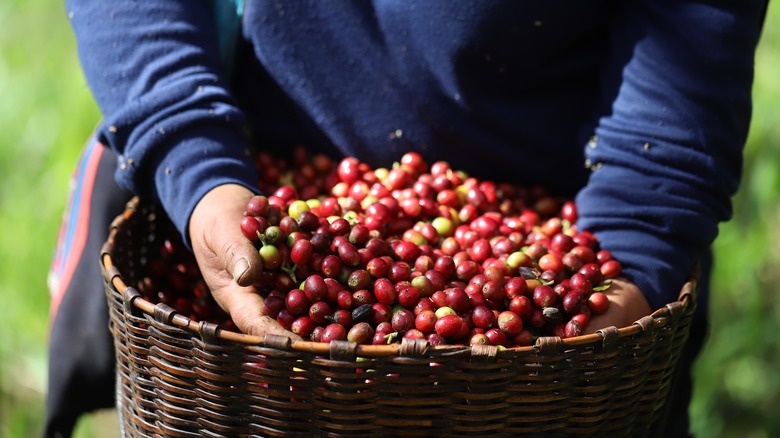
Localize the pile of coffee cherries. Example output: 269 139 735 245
234 147 621 347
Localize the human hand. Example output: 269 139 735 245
188 183 301 340
584 277 652 334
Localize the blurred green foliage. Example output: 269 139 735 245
689 5 780 437
0 1 778 437
0 0 101 436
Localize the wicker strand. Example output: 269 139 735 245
470 343 499 361
398 338 429 357
197 320 220 345
534 336 564 354
122 287 142 317
596 326 620 353
328 340 358 362
633 315 656 335
262 334 292 350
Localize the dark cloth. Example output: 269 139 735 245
46 140 129 437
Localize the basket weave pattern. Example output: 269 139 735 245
101 198 695 437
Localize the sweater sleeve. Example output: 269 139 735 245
66 0 259 244
575 1 767 310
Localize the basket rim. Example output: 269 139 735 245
101 196 697 358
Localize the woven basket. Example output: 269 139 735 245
101 197 696 437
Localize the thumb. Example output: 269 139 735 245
226 237 264 288
191 184 265 287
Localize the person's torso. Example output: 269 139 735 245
234 0 613 194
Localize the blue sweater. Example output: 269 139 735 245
66 0 767 313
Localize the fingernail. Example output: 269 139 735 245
233 257 250 284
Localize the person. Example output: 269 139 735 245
47 1 768 436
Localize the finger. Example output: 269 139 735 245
215 285 302 340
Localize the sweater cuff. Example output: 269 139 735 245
150 126 260 248
575 172 702 311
